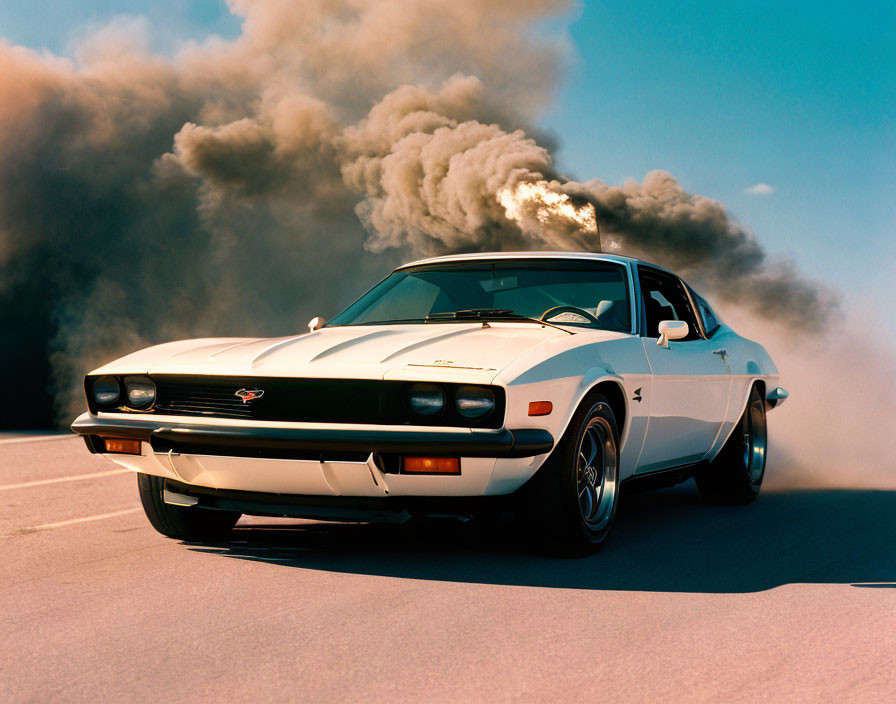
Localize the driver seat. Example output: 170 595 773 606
595 300 628 332
644 297 675 336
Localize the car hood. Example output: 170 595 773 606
90 323 584 383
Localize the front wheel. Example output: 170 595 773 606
524 393 620 555
137 473 240 541
695 384 767 504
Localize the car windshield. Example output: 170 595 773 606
327 259 632 332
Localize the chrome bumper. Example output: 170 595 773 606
71 413 554 459
765 386 789 409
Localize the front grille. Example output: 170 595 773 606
88 374 506 428
152 376 395 424
154 379 255 419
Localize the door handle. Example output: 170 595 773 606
712 348 731 372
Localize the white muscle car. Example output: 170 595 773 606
72 252 788 553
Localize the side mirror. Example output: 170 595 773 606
308 316 326 332
657 320 688 348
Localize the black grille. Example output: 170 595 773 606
86 374 505 428
151 376 395 424
154 379 256 419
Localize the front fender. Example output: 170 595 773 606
496 335 650 481
573 369 629 439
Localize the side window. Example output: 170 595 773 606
637 267 702 341
689 288 721 337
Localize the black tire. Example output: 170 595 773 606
137 473 240 541
695 385 767 505
523 393 620 556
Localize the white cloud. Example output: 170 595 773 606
744 183 775 196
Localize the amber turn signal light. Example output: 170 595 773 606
402 457 460 474
528 401 553 416
103 438 141 455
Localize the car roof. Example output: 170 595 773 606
396 251 664 272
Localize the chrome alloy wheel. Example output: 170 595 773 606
742 391 768 484
575 413 618 532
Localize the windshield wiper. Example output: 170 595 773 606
425 309 575 334
426 309 514 320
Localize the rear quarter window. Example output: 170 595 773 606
691 290 721 336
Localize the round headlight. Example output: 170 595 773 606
92 376 120 406
456 386 495 418
124 375 156 408
408 383 445 416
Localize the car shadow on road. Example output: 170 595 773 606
188 481 896 593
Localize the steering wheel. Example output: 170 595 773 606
539 305 600 325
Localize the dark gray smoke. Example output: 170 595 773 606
0 1 833 427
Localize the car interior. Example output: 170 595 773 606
638 269 702 340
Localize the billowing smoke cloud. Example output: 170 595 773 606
337 85 834 328
0 0 833 428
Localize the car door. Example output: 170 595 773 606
634 266 732 473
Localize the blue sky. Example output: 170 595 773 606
546 1 894 316
1 0 892 317
0 0 239 54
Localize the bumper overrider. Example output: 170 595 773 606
71 414 554 459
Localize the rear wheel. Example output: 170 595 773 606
524 393 620 555
137 473 240 541
695 385 767 504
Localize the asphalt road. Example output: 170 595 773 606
2 434 894 702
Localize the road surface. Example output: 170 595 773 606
2 433 894 702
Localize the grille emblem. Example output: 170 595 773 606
235 388 265 404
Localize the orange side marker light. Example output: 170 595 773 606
528 401 553 416
403 457 460 474
103 438 141 455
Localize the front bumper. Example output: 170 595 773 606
70 413 553 459
70 413 554 499
162 478 513 523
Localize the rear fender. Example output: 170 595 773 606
707 377 765 462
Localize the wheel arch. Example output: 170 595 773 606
752 378 766 399
708 377 766 462
585 379 627 444
518 374 628 512
557 375 628 447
